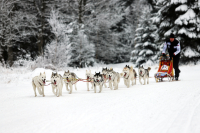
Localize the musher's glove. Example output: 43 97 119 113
162 53 166 57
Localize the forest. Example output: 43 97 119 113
0 0 200 68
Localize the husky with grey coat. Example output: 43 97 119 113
102 67 109 88
51 72 63 97
32 72 46 97
93 72 104 93
121 65 137 88
138 66 151 85
63 70 77 94
86 70 94 91
107 68 120 90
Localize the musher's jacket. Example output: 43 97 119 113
162 39 181 57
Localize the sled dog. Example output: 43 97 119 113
102 67 109 88
51 72 63 97
107 68 120 90
93 72 104 93
63 70 77 94
138 66 151 85
86 70 94 91
122 65 137 88
32 72 46 97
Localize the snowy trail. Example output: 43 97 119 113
0 63 200 133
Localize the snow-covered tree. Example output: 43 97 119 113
131 9 158 67
67 22 95 68
154 0 200 63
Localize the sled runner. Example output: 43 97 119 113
154 55 174 82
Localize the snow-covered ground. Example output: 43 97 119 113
0 62 200 133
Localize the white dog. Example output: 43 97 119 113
63 70 77 94
51 72 63 97
107 68 120 90
86 70 94 91
138 66 151 85
32 72 46 97
121 65 137 88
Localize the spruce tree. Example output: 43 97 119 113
154 0 200 63
131 9 158 66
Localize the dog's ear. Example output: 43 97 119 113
67 70 69 72
86 70 87 72
51 72 53 77
44 72 45 74
40 72 42 75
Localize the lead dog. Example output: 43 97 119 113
32 72 46 97
93 72 104 93
138 66 151 85
107 68 120 90
51 72 63 97
63 70 77 94
86 70 94 91
121 65 137 88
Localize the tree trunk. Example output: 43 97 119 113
37 0 45 56
78 0 83 24
7 46 13 67
38 33 44 56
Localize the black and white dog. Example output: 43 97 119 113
138 66 151 85
93 72 104 93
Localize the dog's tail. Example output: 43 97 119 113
120 73 123 78
32 79 36 88
133 69 137 78
148 67 151 72
130 66 133 71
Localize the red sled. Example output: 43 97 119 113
154 55 174 82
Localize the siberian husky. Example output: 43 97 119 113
93 72 104 93
102 67 109 88
107 68 120 90
138 66 151 85
86 70 94 91
122 65 137 88
32 72 46 97
51 72 63 97
63 70 77 94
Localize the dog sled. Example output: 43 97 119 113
154 55 174 82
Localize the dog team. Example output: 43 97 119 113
32 65 151 97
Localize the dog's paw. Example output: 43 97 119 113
43 95 45 97
35 95 37 97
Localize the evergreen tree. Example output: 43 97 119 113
154 0 200 63
67 22 95 68
131 9 158 66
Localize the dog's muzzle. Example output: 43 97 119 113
66 77 70 82
109 76 111 80
43 79 46 84
124 73 127 77
54 80 56 85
